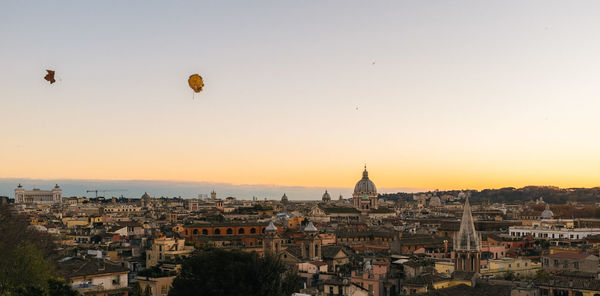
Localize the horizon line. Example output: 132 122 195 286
1 177 599 193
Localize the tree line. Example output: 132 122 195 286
380 186 600 204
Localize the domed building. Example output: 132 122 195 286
352 166 378 210
141 192 151 208
321 190 331 203
281 193 288 203
541 204 554 219
429 195 442 207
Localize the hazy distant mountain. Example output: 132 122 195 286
0 178 420 201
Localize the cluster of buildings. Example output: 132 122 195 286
8 167 600 296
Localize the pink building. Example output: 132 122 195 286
351 261 398 296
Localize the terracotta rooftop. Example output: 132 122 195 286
546 252 596 260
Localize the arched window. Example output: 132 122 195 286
262 228 265 233
193 229 199 235
238 228 245 234
250 228 256 234
202 229 208 235
215 229 221 235
227 228 233 234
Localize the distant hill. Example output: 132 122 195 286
380 186 600 204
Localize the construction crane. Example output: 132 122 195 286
86 189 127 198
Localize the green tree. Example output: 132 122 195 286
0 206 79 296
300 218 308 226
0 206 56 295
168 249 299 296
2 242 54 292
48 278 79 296
534 269 550 280
503 271 515 281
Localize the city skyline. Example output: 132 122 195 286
3 1 600 190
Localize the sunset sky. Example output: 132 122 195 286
2 1 600 192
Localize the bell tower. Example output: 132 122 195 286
301 221 321 260
453 196 482 273
263 221 281 255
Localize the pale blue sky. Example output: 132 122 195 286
2 1 600 191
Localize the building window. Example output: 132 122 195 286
202 229 208 235
250 228 256 234
227 228 233 234
238 228 245 234
215 229 221 235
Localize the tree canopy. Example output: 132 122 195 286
168 249 299 296
0 205 78 296
381 186 600 205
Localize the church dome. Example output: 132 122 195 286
304 221 318 232
353 167 377 197
429 195 441 207
281 193 288 202
541 205 553 219
322 190 331 202
266 221 278 232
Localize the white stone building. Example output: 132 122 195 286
508 226 600 240
14 184 62 205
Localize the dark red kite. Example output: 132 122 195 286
44 70 56 84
